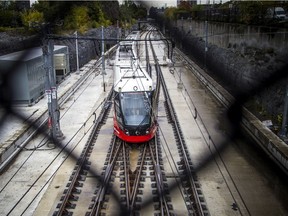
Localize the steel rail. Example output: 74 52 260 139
122 143 131 212
149 137 172 216
159 61 205 216
126 143 148 214
54 89 113 215
148 28 205 215
147 28 161 120
88 137 124 216
159 64 204 215
146 28 173 216
144 29 151 76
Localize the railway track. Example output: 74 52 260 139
155 30 254 216
87 135 174 215
0 56 106 173
49 28 210 216
0 58 114 215
0 23 288 216
148 29 209 216
159 60 206 215
2 26 252 216
54 89 113 215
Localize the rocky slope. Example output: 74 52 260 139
168 22 288 129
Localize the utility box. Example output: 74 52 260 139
0 45 69 105
54 53 69 82
53 45 70 83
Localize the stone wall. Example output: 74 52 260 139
0 26 119 73
179 20 288 52
163 19 288 122
53 27 118 72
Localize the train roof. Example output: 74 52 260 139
120 31 139 44
113 31 153 93
115 32 139 66
113 61 153 93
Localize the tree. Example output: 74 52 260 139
93 7 112 27
120 3 134 25
178 0 192 11
0 1 147 31
87 2 112 28
64 6 90 33
0 1 26 27
21 9 44 29
119 0 147 27
100 1 120 24
164 7 177 20
33 1 75 24
237 1 262 24
134 4 147 19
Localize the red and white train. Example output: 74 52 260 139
113 31 158 143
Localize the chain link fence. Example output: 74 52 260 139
1 18 288 215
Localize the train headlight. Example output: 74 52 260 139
125 129 129 135
146 130 149 134
135 131 140 135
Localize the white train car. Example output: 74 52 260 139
113 31 157 143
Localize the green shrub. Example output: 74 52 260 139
64 6 91 33
20 9 44 29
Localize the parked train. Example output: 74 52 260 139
113 31 158 143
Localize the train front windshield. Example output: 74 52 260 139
120 92 151 126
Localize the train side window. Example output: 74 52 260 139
115 102 123 126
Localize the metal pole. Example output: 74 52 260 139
101 26 106 92
43 29 63 142
75 31 79 74
181 16 184 32
205 21 208 52
177 67 183 89
204 21 208 71
279 85 288 138
181 17 184 49
43 38 53 139
49 40 63 140
117 20 119 44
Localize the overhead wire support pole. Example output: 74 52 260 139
117 20 119 44
42 24 63 142
101 26 106 92
279 84 288 139
75 31 80 74
204 20 208 72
